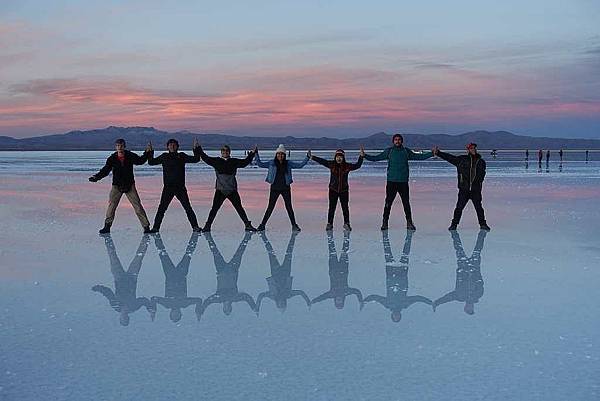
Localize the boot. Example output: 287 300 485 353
325 223 333 231
257 223 266 232
292 224 301 232
192 226 202 233
479 223 491 231
99 224 111 234
143 226 157 234
406 221 416 231
448 223 458 231
380 221 389 231
343 223 352 231
202 223 211 233
245 221 257 232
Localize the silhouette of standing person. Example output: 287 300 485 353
559 149 564 163
364 230 432 322
433 230 487 315
256 231 310 313
312 231 363 310
586 150 589 163
150 233 202 323
92 234 154 326
538 149 543 168
197 232 257 317
525 149 529 161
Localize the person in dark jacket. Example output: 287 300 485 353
256 231 310 313
92 234 155 326
146 138 201 233
433 230 487 315
312 231 363 310
436 143 491 231
196 232 257 318
363 230 432 322
255 144 310 232
363 133 435 231
312 148 364 231
195 143 257 232
150 233 202 323
89 138 152 234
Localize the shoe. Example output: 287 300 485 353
325 223 333 231
192 226 202 233
448 223 458 231
98 224 111 234
343 223 352 231
480 223 491 231
202 224 211 233
257 224 266 231
143 226 157 234
406 221 416 231
245 222 257 232
292 224 301 232
380 222 389 231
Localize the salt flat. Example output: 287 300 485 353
0 152 599 401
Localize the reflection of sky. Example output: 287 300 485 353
1 1 600 138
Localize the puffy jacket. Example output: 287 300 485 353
437 151 486 191
255 153 309 185
364 146 433 182
312 155 363 192
147 150 199 187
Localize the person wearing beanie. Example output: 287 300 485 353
311 148 364 231
194 141 257 232
145 138 202 233
255 144 310 232
435 143 490 231
88 138 153 234
363 133 436 231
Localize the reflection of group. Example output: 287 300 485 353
93 229 488 325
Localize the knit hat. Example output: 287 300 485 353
466 142 477 150
276 144 286 154
334 149 345 156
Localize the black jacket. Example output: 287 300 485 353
93 150 148 192
194 147 255 193
312 155 363 193
437 151 486 191
147 150 199 188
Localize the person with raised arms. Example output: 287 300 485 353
255 144 310 232
194 142 257 232
362 133 435 231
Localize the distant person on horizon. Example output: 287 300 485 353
559 149 564 163
586 150 589 163
146 138 201 233
88 138 152 234
311 148 364 231
435 143 491 231
194 142 257 232
525 149 529 161
362 133 435 230
546 150 551 165
255 144 310 232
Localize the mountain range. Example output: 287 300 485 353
1 126 599 151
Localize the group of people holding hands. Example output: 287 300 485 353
89 133 491 234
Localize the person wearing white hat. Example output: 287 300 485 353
255 144 311 231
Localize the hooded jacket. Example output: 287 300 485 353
312 155 363 193
92 150 148 192
437 151 486 191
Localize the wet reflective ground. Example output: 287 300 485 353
1 160 599 400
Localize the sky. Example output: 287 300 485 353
1 0 600 139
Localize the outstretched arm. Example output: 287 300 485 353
436 150 460 166
235 151 256 168
406 295 433 306
311 291 333 304
364 294 387 306
147 151 163 166
255 152 270 168
348 156 364 171
194 146 218 167
311 155 332 168
288 154 310 169
92 285 117 304
131 151 148 165
433 292 457 309
363 148 389 162
290 290 311 308
237 292 258 312
90 157 112 181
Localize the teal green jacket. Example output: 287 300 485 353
364 146 433 182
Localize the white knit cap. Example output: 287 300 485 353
275 144 286 154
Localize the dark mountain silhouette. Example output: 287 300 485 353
0 126 599 150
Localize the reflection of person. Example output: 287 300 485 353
146 138 201 233
312 231 362 310
256 231 309 313
255 144 310 232
150 233 202 323
364 230 431 322
433 230 487 315
92 234 154 326
198 232 257 317
363 133 435 231
311 149 364 231
88 138 152 234
436 143 490 231
194 142 257 232
256 231 310 312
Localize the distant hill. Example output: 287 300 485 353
1 126 599 150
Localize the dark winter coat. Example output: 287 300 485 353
92 150 148 192
437 151 486 191
312 155 363 193
147 150 199 188
194 147 255 194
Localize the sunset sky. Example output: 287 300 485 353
1 0 599 138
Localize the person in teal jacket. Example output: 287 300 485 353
255 144 310 232
363 133 435 230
